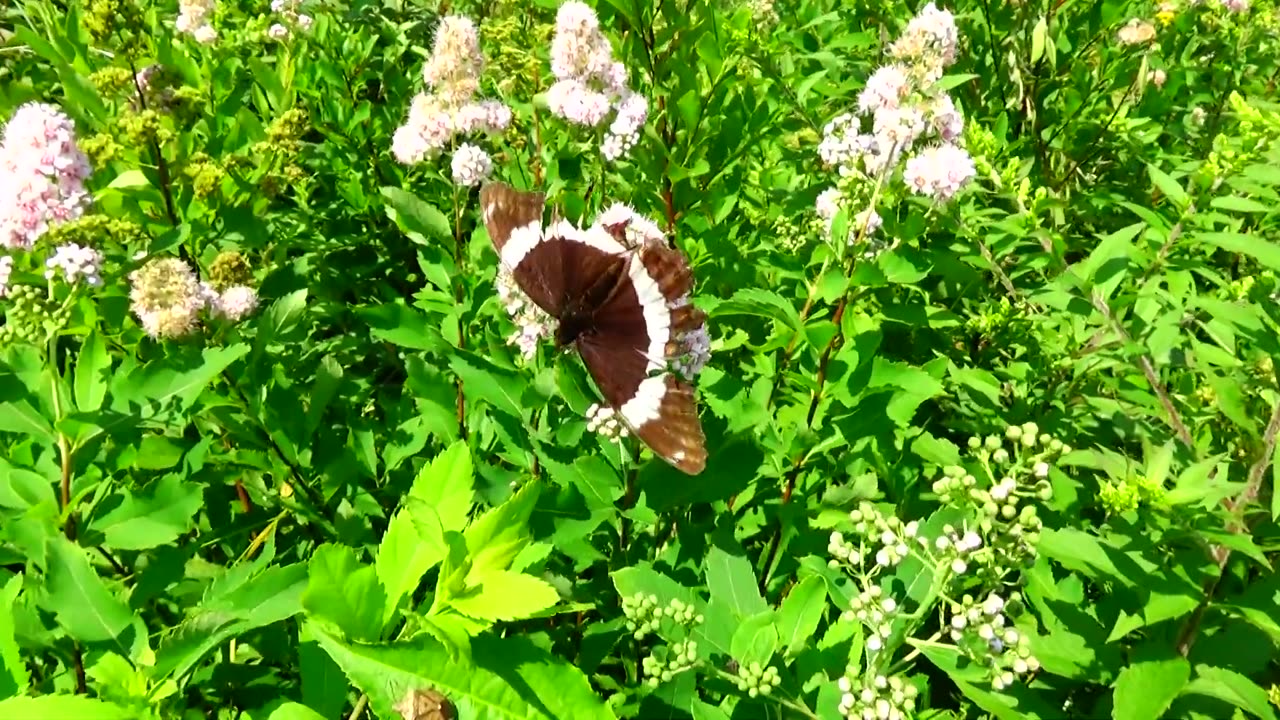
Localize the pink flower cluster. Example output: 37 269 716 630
129 257 259 339
176 0 217 44
817 2 975 217
0 102 93 250
547 1 648 162
391 15 511 184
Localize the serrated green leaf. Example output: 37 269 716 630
462 481 542 582
450 570 559 622
302 545 387 642
1182 665 1277 720
705 538 768 620
309 624 615 720
1112 655 1189 720
729 610 779 666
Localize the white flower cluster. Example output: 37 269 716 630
836 672 920 720
450 142 493 187
586 402 629 439
175 0 217 43
391 15 511 183
0 102 93 250
495 265 554 359
814 3 975 251
268 0 312 40
547 1 648 162
44 243 102 286
947 592 1040 690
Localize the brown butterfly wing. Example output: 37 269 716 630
576 244 707 475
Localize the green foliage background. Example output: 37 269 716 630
1 0 1280 717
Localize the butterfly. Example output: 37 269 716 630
479 181 708 475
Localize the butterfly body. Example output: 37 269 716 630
480 181 708 475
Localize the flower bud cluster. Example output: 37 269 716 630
547 1 648 162
1099 474 1167 514
640 638 698 688
0 102 93 250
620 594 702 641
732 661 781 698
840 585 900 652
391 15 511 181
836 671 919 720
830 503 920 570
0 284 72 344
621 594 704 688
947 592 1040 690
1202 93 1280 187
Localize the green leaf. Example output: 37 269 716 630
709 288 801 329
1210 195 1273 213
310 624 615 720
1147 164 1190 210
106 169 150 190
449 351 526 419
264 702 329 720
1112 655 1189 720
0 461 56 511
1073 222 1142 295
0 575 29 698
729 610 779 667
0 696 136 719
462 481 542 582
43 537 138 644
87 475 202 551
1182 665 1278 720
776 575 826 658
704 538 768 620
377 442 475 625
381 187 452 244
450 570 560 622
302 545 387 642
73 330 110 413
1199 232 1280 273
0 402 55 445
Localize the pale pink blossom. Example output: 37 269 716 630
547 79 613 127
858 65 912 115
0 103 92 250
422 16 483 105
903 144 976 201
214 285 259 321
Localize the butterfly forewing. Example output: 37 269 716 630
480 182 565 315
